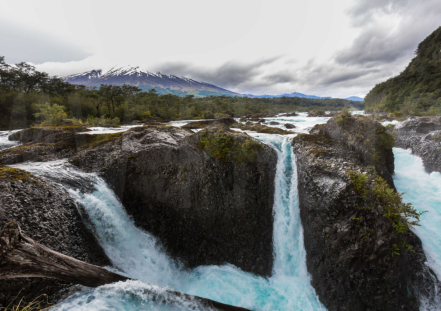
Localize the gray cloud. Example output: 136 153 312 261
0 19 91 64
338 0 441 68
264 72 297 84
155 56 281 89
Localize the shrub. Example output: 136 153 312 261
198 129 262 163
33 103 66 126
347 170 425 233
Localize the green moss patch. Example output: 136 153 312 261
197 129 263 163
0 165 36 183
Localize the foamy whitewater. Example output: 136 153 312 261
6 114 440 310
11 132 325 311
393 148 441 279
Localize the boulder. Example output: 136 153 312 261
0 165 109 308
268 121 280 125
285 112 298 117
393 116 441 174
292 133 440 311
284 123 295 129
69 125 277 276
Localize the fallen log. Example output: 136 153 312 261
0 222 250 311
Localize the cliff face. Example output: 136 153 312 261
392 116 441 174
319 114 395 188
292 118 440 310
70 124 277 276
0 166 109 307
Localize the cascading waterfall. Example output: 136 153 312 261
12 134 325 311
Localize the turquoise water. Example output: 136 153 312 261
10 117 441 310
13 134 324 311
393 148 441 280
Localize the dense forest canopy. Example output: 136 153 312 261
364 26 441 116
0 56 363 129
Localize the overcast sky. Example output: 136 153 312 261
1 0 440 98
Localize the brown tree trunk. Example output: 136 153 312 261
0 222 249 311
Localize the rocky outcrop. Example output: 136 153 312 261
69 124 277 276
0 127 123 165
8 126 88 143
182 118 236 129
231 123 293 135
0 165 109 307
392 116 441 174
292 129 440 310
319 114 395 188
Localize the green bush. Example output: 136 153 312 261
33 103 66 126
347 170 425 233
198 129 262 163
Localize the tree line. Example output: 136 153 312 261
364 26 441 116
0 56 364 129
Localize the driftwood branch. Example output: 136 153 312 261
0 222 249 311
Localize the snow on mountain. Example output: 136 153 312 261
63 65 240 97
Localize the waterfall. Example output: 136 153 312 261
11 134 324 311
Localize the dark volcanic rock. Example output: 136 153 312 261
8 126 88 143
69 125 277 276
393 116 441 174
285 112 298 117
181 118 236 129
319 114 395 188
0 166 109 307
284 123 295 129
292 133 440 311
0 128 124 165
231 123 292 135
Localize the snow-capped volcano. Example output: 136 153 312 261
64 65 241 97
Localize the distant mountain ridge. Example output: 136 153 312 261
64 66 241 97
344 96 364 102
243 92 332 99
64 66 363 101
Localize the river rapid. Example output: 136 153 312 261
3 112 440 310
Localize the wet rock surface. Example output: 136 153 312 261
292 128 440 310
392 116 441 174
70 125 277 276
0 166 109 308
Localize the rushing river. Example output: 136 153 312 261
4 113 440 310
393 148 441 293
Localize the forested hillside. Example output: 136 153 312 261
365 26 441 116
0 56 363 129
